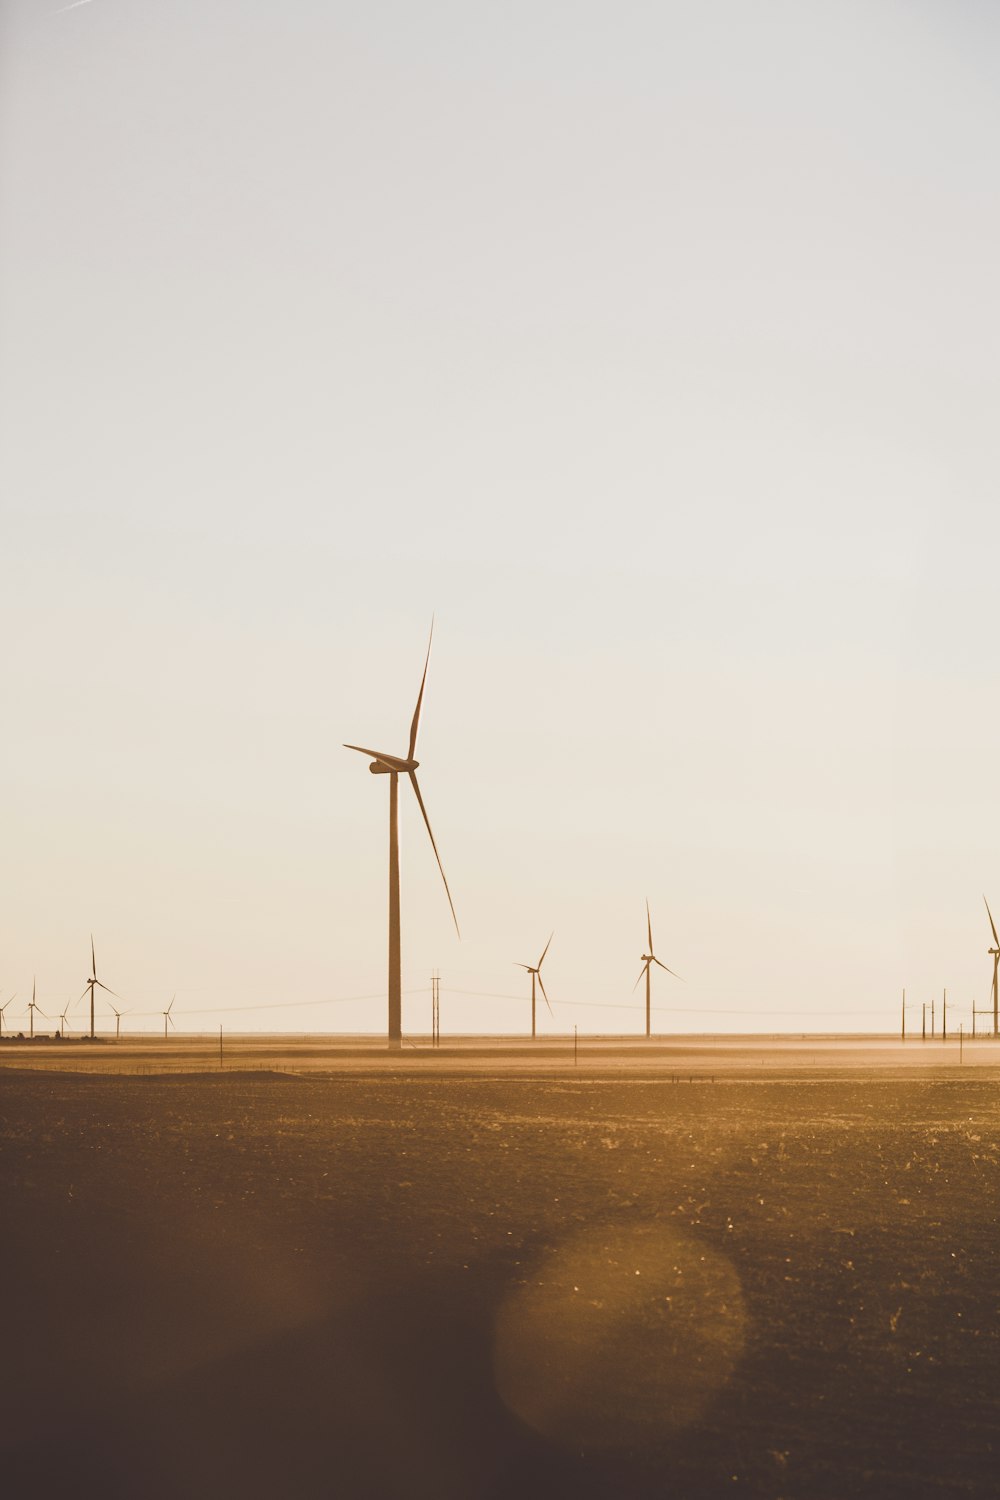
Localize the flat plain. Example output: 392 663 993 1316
3 1038 999 1498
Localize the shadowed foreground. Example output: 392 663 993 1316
3 1067 1000 1497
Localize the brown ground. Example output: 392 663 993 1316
3 1057 1000 1498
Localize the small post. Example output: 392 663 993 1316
973 1000 976 1039
942 988 947 1042
219 1025 223 1070
931 997 935 1039
922 1003 926 1041
901 988 906 1042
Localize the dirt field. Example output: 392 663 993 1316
3 1059 1000 1498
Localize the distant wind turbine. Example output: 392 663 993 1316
0 994 15 1036
162 995 175 1041
106 999 128 1041
58 1006 74 1038
985 896 999 1037
344 621 459 1050
79 936 125 1040
27 978 47 1040
517 933 553 1040
634 900 682 1039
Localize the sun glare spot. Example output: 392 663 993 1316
493 1223 747 1450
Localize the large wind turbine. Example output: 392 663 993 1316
517 933 553 1040
633 900 681 1038
79 937 125 1041
344 622 459 1050
985 896 1000 1037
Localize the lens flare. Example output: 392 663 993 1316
493 1223 747 1450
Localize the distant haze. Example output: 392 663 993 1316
1 2 998 1036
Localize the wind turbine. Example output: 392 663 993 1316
0 994 15 1036
106 1000 128 1041
633 900 682 1039
27 978 47 1040
79 937 125 1041
517 933 553 1040
57 1005 74 1038
344 621 459 1050
162 995 175 1041
985 896 1000 1037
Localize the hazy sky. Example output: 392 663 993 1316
2 1 999 1036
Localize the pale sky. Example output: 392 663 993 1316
1 1 999 1036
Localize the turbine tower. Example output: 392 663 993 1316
985 896 1000 1037
27 978 46 1040
517 933 553 1040
634 900 681 1039
162 995 175 1041
80 937 125 1041
106 1001 127 1041
344 622 459 1050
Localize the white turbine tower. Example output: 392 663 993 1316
517 933 553 1040
162 995 175 1041
344 621 459 1050
985 896 999 1037
79 937 125 1041
634 900 682 1039
27 978 47 1040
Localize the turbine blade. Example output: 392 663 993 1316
653 957 683 980
538 931 554 969
167 995 175 1014
407 770 460 937
76 987 91 1006
646 899 653 953
537 973 553 1015
985 896 999 948
343 744 410 770
632 963 649 993
91 934 97 980
94 981 126 1002
407 618 434 762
